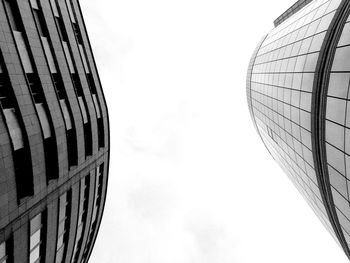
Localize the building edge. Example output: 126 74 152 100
311 0 350 259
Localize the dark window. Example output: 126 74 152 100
0 237 13 263
84 123 93 157
4 0 22 31
72 74 93 156
0 58 33 200
5 0 59 182
27 76 59 180
86 74 97 94
86 74 104 148
54 74 77 166
32 10 48 37
97 118 105 148
31 1 78 169
55 16 68 42
72 74 83 96
51 1 93 158
72 23 83 45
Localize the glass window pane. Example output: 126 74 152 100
29 245 40 263
30 230 41 250
30 214 41 235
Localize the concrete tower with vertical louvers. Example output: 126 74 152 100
0 0 110 262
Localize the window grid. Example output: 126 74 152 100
250 0 342 241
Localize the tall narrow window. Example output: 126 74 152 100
0 55 33 200
30 213 46 263
0 242 6 263
72 74 92 157
82 163 104 262
0 237 13 263
87 75 104 148
53 75 77 166
4 0 59 181
55 190 71 263
71 175 90 263
0 236 13 263
31 0 78 167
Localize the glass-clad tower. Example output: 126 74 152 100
247 0 350 259
0 0 110 262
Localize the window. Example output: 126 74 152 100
71 176 90 263
60 100 72 130
82 164 104 261
65 0 76 23
52 73 78 166
0 242 7 263
79 44 89 73
35 103 52 139
50 0 59 17
13 32 34 73
30 213 45 263
2 109 24 151
86 74 104 148
78 97 88 124
0 238 13 263
55 191 71 263
62 42 75 73
30 0 39 9
0 57 33 200
97 119 105 149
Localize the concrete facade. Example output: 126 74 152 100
0 0 110 262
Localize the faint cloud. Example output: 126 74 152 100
127 178 176 221
184 215 236 263
125 103 196 159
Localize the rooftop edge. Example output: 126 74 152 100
274 0 313 27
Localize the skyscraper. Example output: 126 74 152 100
247 0 350 259
0 0 109 262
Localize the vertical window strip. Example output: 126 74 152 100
64 0 105 150
71 175 90 263
30 0 78 168
0 242 7 263
55 191 71 263
49 0 93 158
82 163 104 261
4 0 59 180
29 213 43 263
0 50 33 200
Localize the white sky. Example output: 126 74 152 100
81 0 349 262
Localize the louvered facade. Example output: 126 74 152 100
0 0 109 262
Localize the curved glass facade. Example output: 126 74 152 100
247 0 350 258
